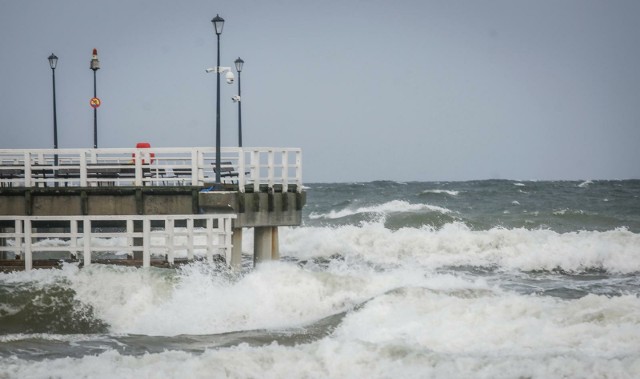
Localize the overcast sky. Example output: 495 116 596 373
1 0 639 182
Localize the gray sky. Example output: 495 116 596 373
1 0 639 182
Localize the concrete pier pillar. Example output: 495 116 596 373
253 226 280 265
254 226 272 265
230 227 243 271
271 227 279 260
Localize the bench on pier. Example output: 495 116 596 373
0 164 168 187
117 166 166 179
212 162 250 184
168 162 242 185
0 168 23 187
1 165 51 187
169 162 243 185
215 165 238 178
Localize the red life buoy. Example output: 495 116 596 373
132 142 155 164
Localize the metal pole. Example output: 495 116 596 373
51 67 58 166
215 33 221 184
93 69 98 149
237 70 242 147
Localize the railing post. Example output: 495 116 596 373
282 150 289 193
238 148 245 193
268 149 275 190
134 150 143 186
187 217 194 260
198 149 206 186
206 217 213 262
126 219 134 256
191 149 200 186
224 217 233 264
296 149 303 192
23 152 31 187
24 219 32 271
80 152 88 187
143 217 151 268
83 218 91 266
167 218 175 265
15 218 23 262
252 150 260 192
70 219 78 259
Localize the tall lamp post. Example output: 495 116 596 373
90 48 100 148
212 14 225 184
48 53 59 168
234 57 244 147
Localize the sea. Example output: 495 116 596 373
1 179 639 378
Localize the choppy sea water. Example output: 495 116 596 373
1 180 640 378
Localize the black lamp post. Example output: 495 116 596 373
212 14 224 184
90 48 100 148
234 57 244 147
48 53 59 168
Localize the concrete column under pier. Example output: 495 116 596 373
254 226 279 265
231 228 243 270
271 227 279 260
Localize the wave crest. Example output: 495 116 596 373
281 223 640 274
309 200 452 220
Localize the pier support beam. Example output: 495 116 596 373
231 227 243 271
254 226 279 265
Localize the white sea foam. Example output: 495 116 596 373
421 189 460 196
579 180 593 188
66 262 425 336
309 200 451 220
280 223 640 273
4 287 640 379
4 224 640 377
336 289 640 355
553 208 585 216
5 343 640 379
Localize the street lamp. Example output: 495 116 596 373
90 48 100 148
212 14 225 184
48 53 59 171
234 57 244 147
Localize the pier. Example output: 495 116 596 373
0 146 306 271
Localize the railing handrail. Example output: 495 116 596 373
0 147 302 192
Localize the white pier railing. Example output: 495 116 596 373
0 214 236 271
0 147 302 192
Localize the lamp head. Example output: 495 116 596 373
48 53 58 69
212 14 225 35
234 57 244 72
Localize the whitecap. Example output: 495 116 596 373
309 200 452 220
421 189 460 196
578 180 593 188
